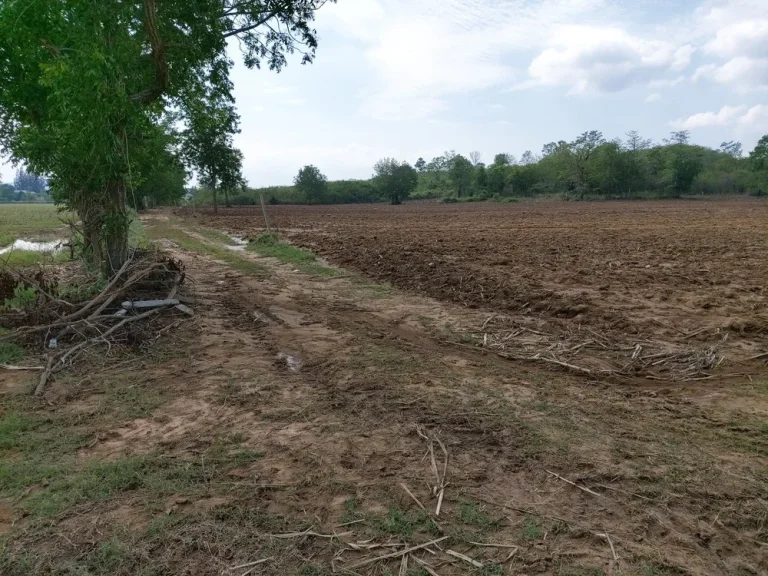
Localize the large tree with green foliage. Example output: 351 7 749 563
294 165 328 204
449 155 473 198
0 0 333 273
373 159 418 205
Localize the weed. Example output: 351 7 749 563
558 568 606 576
248 233 339 276
476 565 503 576
299 564 331 576
370 507 438 541
87 540 126 572
459 501 496 530
2 285 37 311
0 342 24 364
520 517 542 541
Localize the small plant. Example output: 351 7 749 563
0 342 25 365
2 285 37 311
459 501 495 530
520 517 542 541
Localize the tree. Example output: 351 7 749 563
492 153 515 166
487 164 508 195
568 131 605 193
519 151 537 165
469 151 483 166
414 157 426 172
182 96 243 215
665 131 691 145
625 130 652 151
750 135 768 171
294 165 328 204
474 165 488 193
449 155 473 198
0 0 334 274
719 141 743 158
13 168 46 193
373 158 418 205
665 145 703 197
0 183 15 202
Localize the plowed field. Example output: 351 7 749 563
187 199 768 381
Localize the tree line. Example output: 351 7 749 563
224 130 768 206
0 167 50 202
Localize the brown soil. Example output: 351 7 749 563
2 202 767 576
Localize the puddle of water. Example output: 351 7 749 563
0 239 64 256
224 235 248 252
276 353 302 373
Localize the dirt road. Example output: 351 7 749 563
1 212 766 575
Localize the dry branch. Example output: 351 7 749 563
546 470 601 497
445 549 483 568
344 536 449 570
0 363 43 371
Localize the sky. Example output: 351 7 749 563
3 0 767 186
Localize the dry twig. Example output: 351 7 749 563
546 470 602 497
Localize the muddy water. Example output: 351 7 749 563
0 239 64 255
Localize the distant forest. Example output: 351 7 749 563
194 130 768 206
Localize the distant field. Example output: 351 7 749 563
0 203 68 247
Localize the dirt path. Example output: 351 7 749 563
1 214 766 576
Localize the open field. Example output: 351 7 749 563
0 204 67 248
1 202 766 575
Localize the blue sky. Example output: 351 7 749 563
3 0 767 187
229 0 768 185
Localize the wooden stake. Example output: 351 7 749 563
259 193 272 234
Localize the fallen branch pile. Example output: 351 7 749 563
0 251 191 395
466 314 725 381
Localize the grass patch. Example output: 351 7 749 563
369 506 439 542
146 220 266 276
520 516 542 541
0 342 24 364
0 249 69 267
459 501 497 531
0 204 69 248
194 226 240 246
248 233 339 276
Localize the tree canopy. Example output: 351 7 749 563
294 165 328 204
373 159 418 205
0 0 333 273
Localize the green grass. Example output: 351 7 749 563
0 342 25 364
369 506 439 542
520 517 542 541
247 233 339 276
194 226 240 246
0 204 70 247
0 249 70 267
459 501 496 531
146 221 266 276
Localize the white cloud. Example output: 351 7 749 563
645 93 661 103
325 0 626 119
690 4 768 90
693 57 768 91
648 75 685 89
672 104 768 131
526 26 694 94
705 20 768 58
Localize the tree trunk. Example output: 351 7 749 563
104 179 129 276
212 185 218 215
81 213 103 269
224 187 230 207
